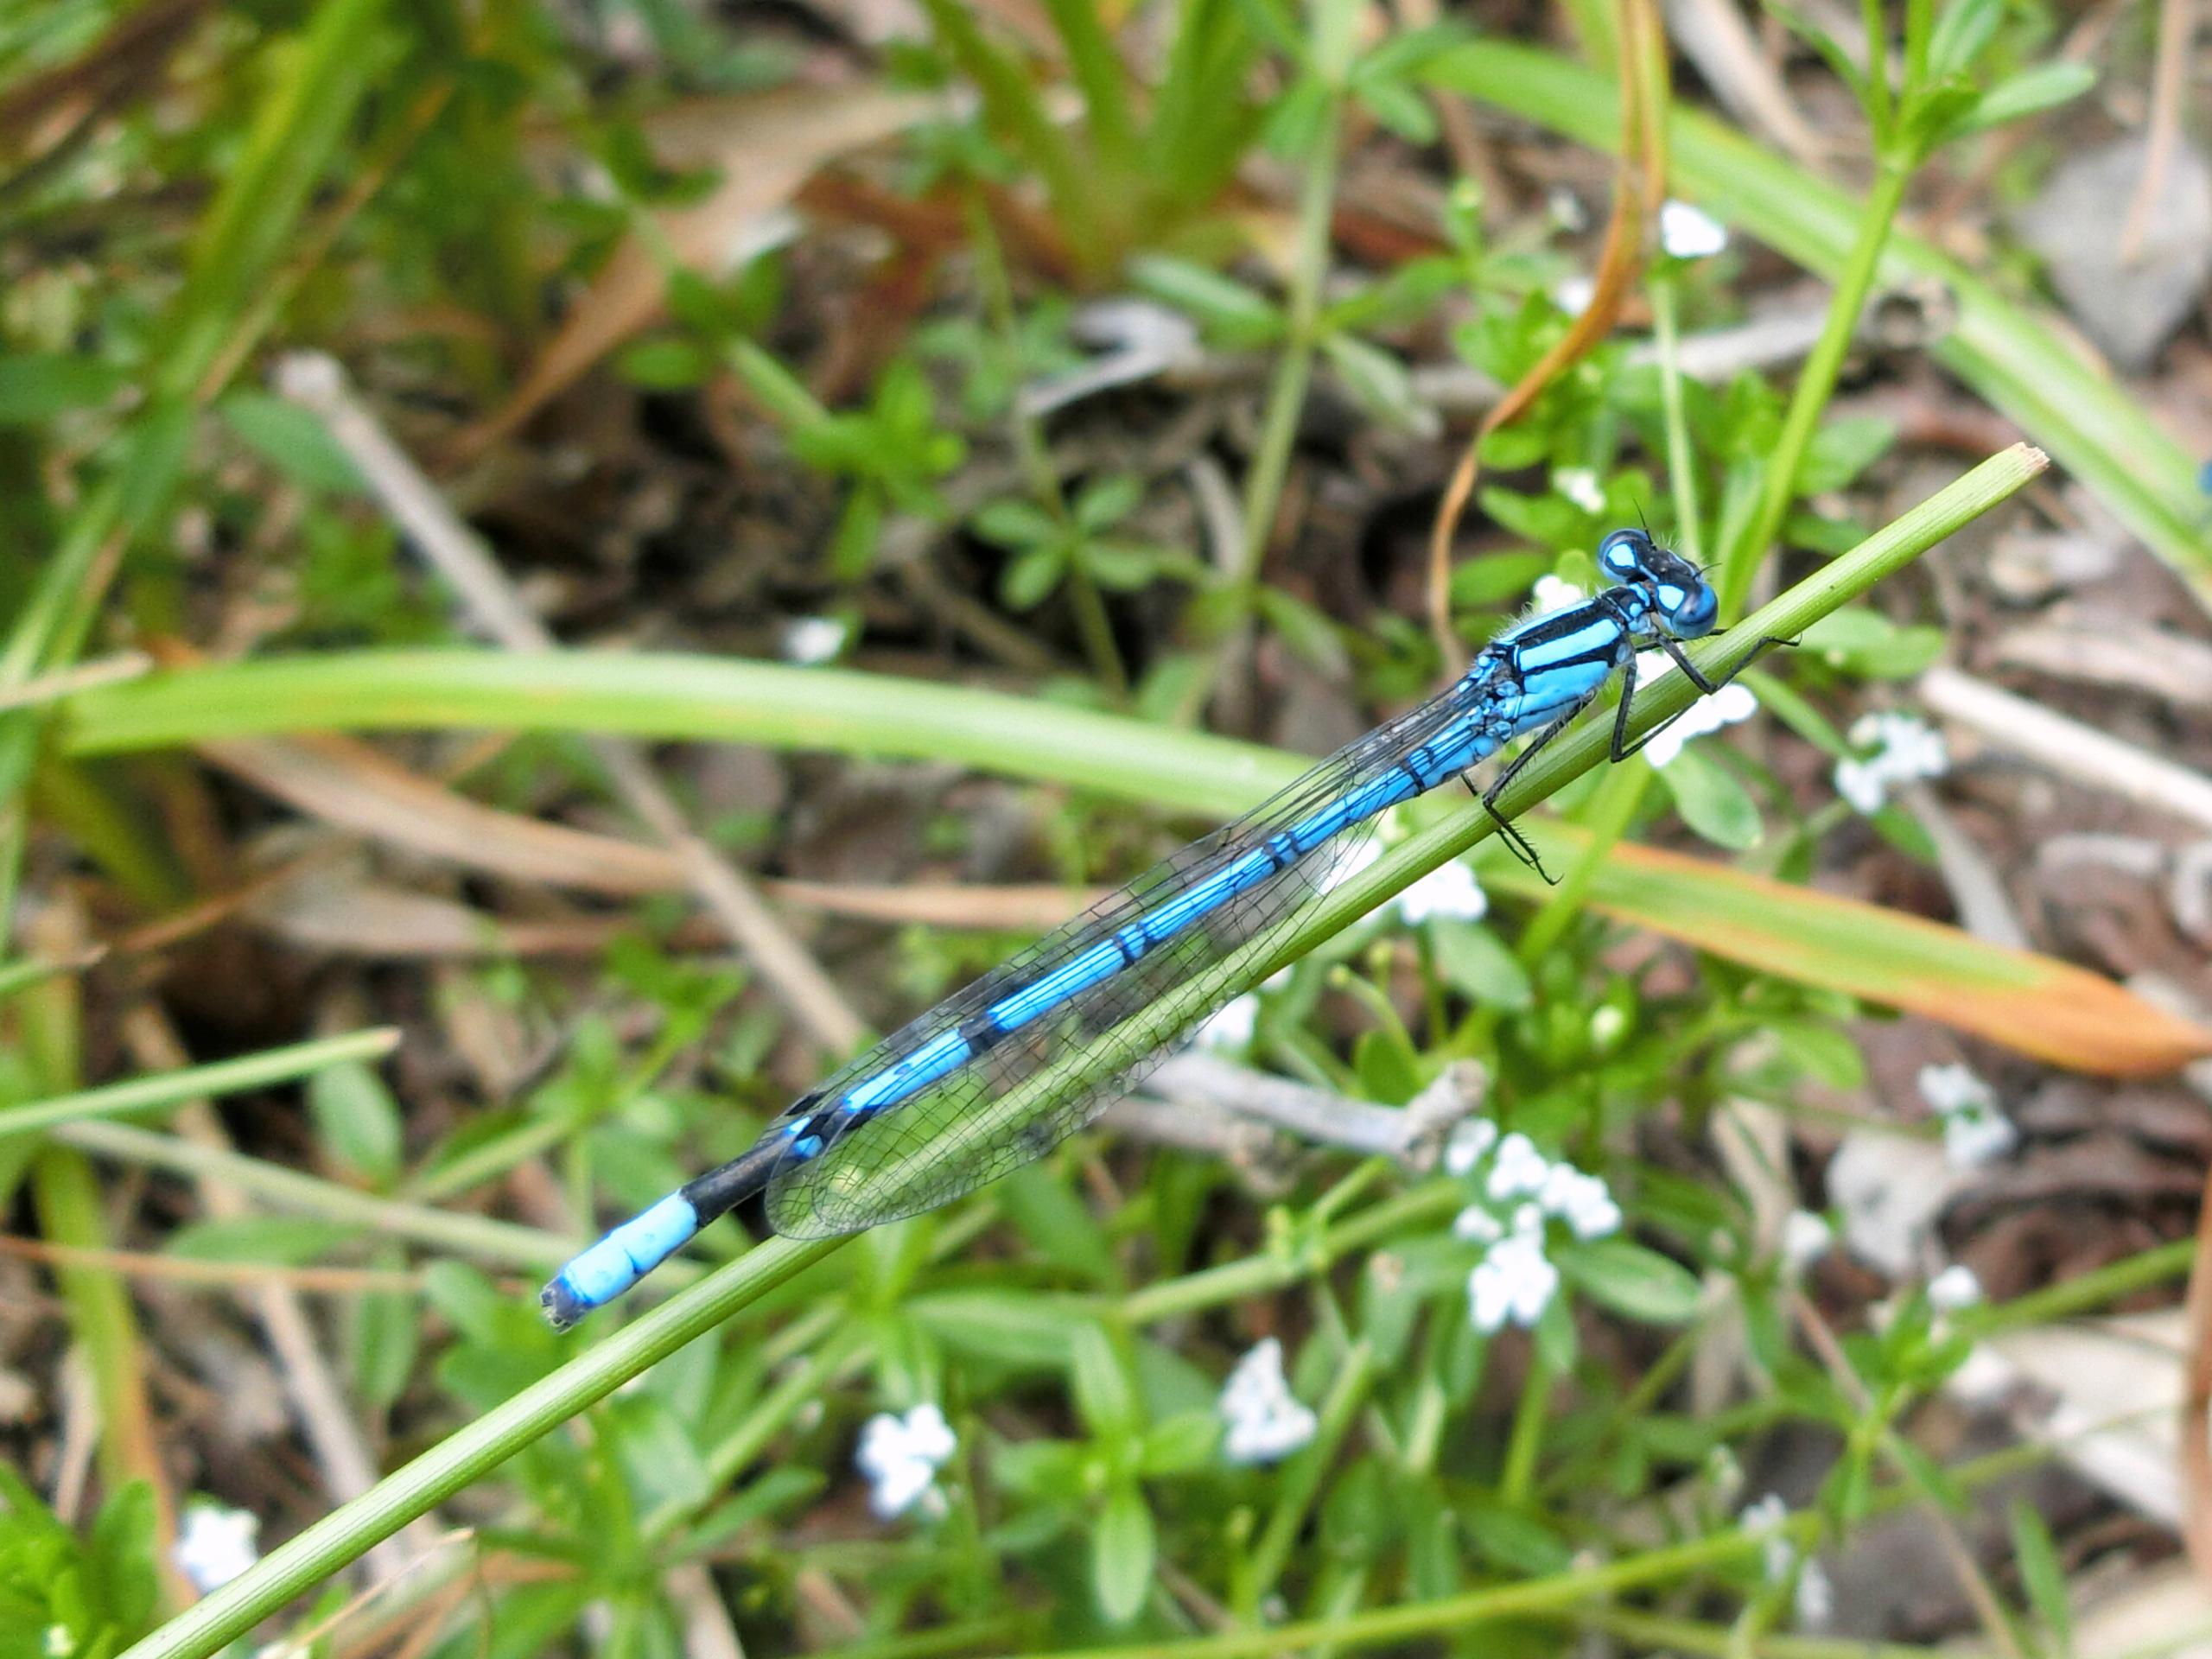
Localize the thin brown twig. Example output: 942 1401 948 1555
2120 0 2194 263
275 352 866 1053
0 1233 425 1295
1423 0 1667 670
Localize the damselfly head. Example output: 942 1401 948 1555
1595 527 1719 640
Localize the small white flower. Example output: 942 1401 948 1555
1917 1061 1992 1116
1196 993 1259 1050
1796 1558 1834 1628
1395 859 1488 925
1554 467 1606 513
1942 1105 2018 1168
1589 1004 1627 1046
1538 1164 1623 1240
1531 574 1588 615
1484 1132 1550 1201
1639 679 1758 770
1553 274 1596 317
1783 1209 1833 1271
1452 1204 1503 1243
856 1404 958 1519
1739 1493 1796 1582
1917 1063 2016 1168
1929 1263 1983 1313
780 615 849 665
1469 1228 1560 1332
1834 712 1948 814
1220 1338 1318 1465
175 1503 260 1592
1545 185 1591 233
1443 1118 1498 1176
43 1624 74 1659
1660 199 1730 259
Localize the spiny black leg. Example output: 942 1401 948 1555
1473 699 1591 886
1608 647 1642 762
1459 769 1547 878
1615 632 1796 761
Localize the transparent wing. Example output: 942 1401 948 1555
760 677 1490 1239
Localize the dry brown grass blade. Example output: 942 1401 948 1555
1424 0 1669 668
769 879 1100 931
199 731 685 894
2181 1160 2212 1579
455 85 938 456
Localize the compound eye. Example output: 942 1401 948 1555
1673 584 1718 635
1598 530 1644 576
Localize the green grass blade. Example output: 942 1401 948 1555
0 1027 402 1140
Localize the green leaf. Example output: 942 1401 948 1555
992 1437 1089 1499
1137 1409 1221 1475
1554 1238 1702 1324
1928 0 2004 78
2008 1498 2074 1655
1655 746 1763 850
1798 416 1897 494
1429 919 1533 1008
973 497 1060 549
1001 543 1068 610
0 353 130 424
1960 61 2096 134
1798 606 1945 677
1354 74 1436 143
1094 1483 1156 1622
1071 1323 1139 1438
829 485 884 580
1000 1163 1118 1285
1073 473 1144 531
1129 255 1284 347
1082 540 1175 591
217 391 364 494
165 1216 360 1265
1253 585 1348 674
1320 332 1425 431
308 1058 403 1186
1462 1499 1573 1574
614 336 712 391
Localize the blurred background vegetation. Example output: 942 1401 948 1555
3 0 2212 1654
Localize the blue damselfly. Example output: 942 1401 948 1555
543 528 1776 1327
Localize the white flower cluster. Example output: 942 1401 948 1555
1739 1492 1834 1628
1928 1262 1983 1313
855 1404 957 1519
1530 574 1587 615
1196 991 1259 1050
1446 1124 1623 1334
1917 1061 2017 1168
1783 1209 1834 1272
1660 200 1730 260
780 614 849 665
1218 1337 1318 1465
174 1502 260 1593
1553 467 1607 513
1834 711 1948 813
1635 664 1758 770
1396 858 1488 925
